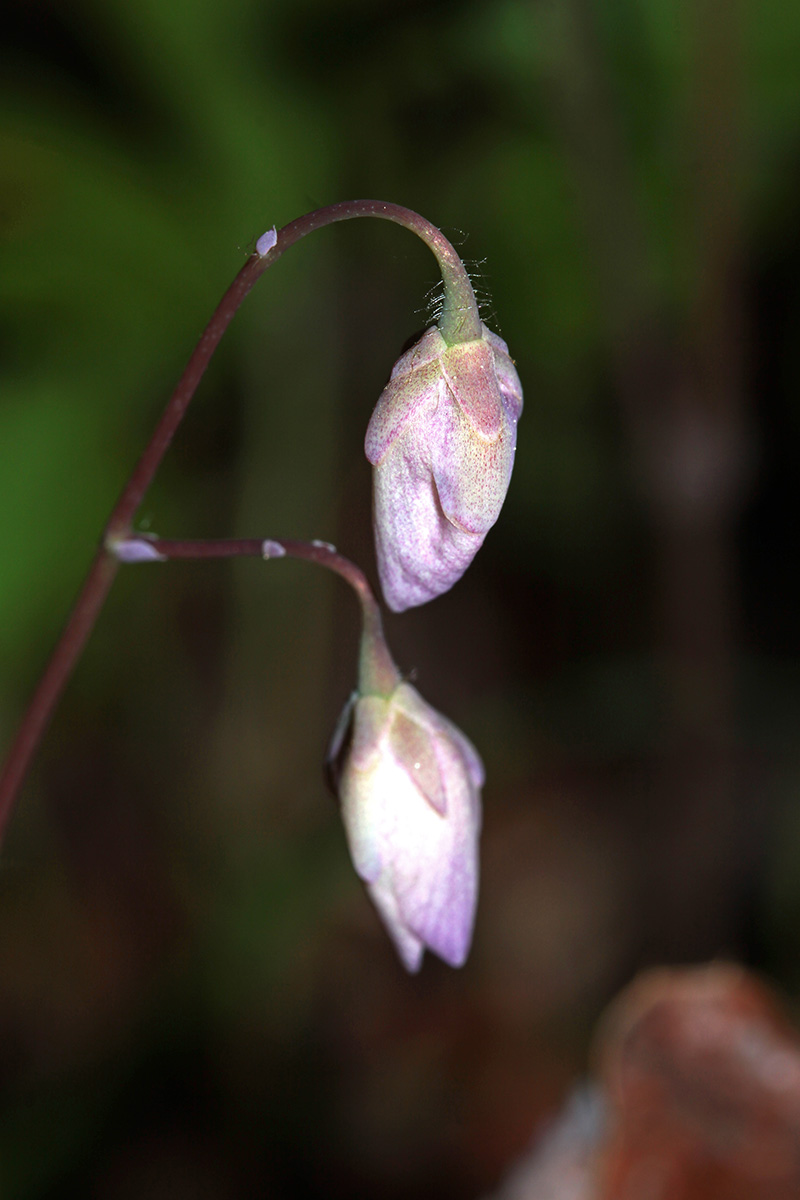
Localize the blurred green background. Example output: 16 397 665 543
1 0 800 1195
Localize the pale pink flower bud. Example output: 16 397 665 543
329 680 484 972
365 324 523 611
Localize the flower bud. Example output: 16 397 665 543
365 323 523 612
329 678 484 972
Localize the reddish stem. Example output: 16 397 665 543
0 550 118 840
0 253 265 841
123 535 399 695
0 199 457 842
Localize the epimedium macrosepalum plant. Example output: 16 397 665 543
0 200 523 972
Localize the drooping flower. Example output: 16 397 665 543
365 323 523 612
330 678 484 973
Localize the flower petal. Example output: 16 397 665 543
484 329 524 422
365 361 444 465
372 436 481 611
431 393 516 537
366 877 424 973
389 709 448 816
392 768 479 968
437 714 486 794
439 336 503 439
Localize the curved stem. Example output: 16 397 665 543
0 199 466 841
263 201 481 345
106 199 478 543
105 252 268 540
0 550 118 842
121 535 400 697
0 250 267 838
266 539 400 697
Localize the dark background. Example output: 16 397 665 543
1 0 800 1195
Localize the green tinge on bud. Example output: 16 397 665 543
365 323 523 612
329 649 484 972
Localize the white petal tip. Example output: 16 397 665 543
396 939 425 974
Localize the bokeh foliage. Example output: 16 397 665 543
1 0 800 1196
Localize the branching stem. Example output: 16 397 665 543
0 200 459 838
118 535 400 697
